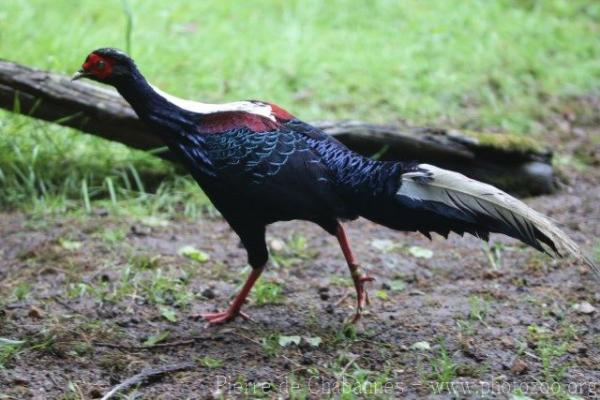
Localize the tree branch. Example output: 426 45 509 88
99 362 195 400
0 59 556 195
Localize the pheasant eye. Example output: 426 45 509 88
96 60 106 70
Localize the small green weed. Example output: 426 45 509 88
468 295 490 323
252 281 283 306
0 339 25 369
335 324 358 342
261 334 280 358
481 241 504 270
429 341 458 393
199 355 223 369
270 233 318 268
527 324 574 399
12 282 32 301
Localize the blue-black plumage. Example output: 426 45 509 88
73 48 598 324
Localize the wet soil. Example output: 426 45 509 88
1 102 599 399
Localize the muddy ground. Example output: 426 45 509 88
1 104 600 399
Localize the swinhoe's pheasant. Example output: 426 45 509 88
73 48 598 324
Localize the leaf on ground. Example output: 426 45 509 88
370 239 398 253
0 338 26 346
303 336 322 348
408 246 433 259
375 290 389 300
573 302 596 314
410 341 431 351
199 356 223 369
141 216 170 227
178 245 210 263
60 239 83 251
159 306 178 322
268 238 286 253
390 279 406 292
278 335 301 347
143 331 170 346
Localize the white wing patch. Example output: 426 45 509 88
150 84 275 120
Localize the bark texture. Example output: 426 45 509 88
0 59 555 195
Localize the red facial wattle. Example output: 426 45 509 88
82 53 115 80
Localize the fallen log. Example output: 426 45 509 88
0 59 555 196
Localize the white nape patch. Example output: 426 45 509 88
150 84 275 120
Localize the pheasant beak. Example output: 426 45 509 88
71 69 92 81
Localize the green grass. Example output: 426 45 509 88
66 257 196 320
1 0 600 211
526 324 576 399
252 280 284 305
0 339 25 369
270 233 318 268
199 355 223 369
428 341 459 394
468 295 490 323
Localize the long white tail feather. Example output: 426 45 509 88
397 164 599 279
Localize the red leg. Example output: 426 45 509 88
198 267 264 325
336 223 375 323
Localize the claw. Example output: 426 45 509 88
197 308 251 325
350 274 374 323
357 275 374 307
192 267 263 326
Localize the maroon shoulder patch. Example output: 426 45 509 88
199 111 281 134
269 103 294 122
